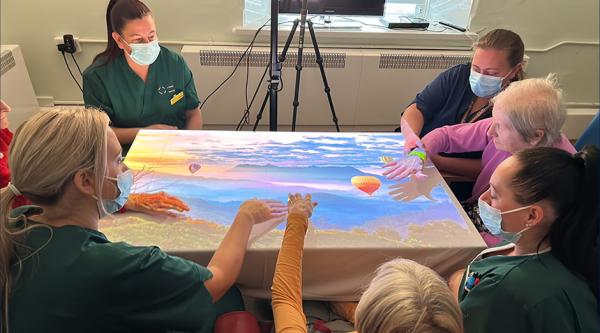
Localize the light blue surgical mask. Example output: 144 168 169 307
123 38 160 66
469 69 506 98
96 170 134 218
478 195 531 244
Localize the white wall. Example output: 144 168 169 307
0 0 247 104
470 0 599 107
1 0 598 111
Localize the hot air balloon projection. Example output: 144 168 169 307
351 176 381 196
188 162 201 174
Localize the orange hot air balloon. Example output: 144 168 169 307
351 176 381 196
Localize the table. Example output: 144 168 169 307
99 130 485 301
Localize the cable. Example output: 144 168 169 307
239 40 257 130
245 32 254 115
277 66 284 92
236 62 270 131
199 19 270 110
71 53 83 76
62 51 83 92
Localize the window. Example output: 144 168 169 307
244 0 270 26
385 0 425 18
243 0 473 31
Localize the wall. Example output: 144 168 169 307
0 0 247 104
470 0 599 108
1 0 598 110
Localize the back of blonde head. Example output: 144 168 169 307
1 108 110 325
355 259 463 333
492 74 566 147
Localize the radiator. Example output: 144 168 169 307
1 45 40 131
182 45 472 129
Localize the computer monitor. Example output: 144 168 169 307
278 0 386 16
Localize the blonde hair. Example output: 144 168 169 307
1 108 110 331
474 29 525 80
355 259 463 333
492 74 566 147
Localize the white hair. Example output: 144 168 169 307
492 73 566 147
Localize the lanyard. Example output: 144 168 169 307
463 245 553 295
461 99 492 124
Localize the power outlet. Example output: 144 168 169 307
55 35 82 53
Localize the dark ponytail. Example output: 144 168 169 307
511 146 599 294
93 0 152 64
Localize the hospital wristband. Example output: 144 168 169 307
408 148 427 162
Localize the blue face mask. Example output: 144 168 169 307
123 38 160 66
97 170 134 218
469 69 507 98
478 195 531 244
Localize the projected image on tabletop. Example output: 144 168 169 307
99 130 480 250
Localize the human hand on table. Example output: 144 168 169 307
388 167 439 202
382 154 425 181
125 192 190 216
239 199 288 224
244 199 288 246
288 193 318 219
400 116 423 154
383 118 428 181
145 124 177 130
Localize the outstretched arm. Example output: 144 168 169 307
205 199 287 302
272 194 316 333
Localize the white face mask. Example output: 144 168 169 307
122 37 160 66
478 194 531 244
94 170 134 219
469 69 511 98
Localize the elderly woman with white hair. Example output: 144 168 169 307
383 74 576 245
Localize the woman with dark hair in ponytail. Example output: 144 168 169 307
83 0 202 154
448 145 598 333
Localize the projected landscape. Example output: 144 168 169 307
100 130 480 250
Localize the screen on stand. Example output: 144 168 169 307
278 0 386 16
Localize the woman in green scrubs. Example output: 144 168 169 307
83 0 202 153
1 108 288 333
449 146 598 333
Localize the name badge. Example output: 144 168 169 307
170 91 184 105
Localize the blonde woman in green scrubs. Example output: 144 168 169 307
83 0 202 153
449 146 598 333
1 108 287 333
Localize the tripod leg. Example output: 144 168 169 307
291 2 309 132
308 20 340 132
253 92 270 131
280 19 299 64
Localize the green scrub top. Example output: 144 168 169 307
82 46 200 150
7 207 243 333
458 247 598 333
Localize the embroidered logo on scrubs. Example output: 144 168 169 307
170 91 184 105
158 85 176 95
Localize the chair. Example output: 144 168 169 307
214 311 262 333
575 112 600 150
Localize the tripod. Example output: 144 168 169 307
253 0 340 132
